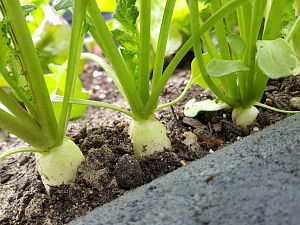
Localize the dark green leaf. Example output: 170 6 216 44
112 29 138 51
113 0 139 32
22 4 37 17
207 58 249 77
121 49 138 81
54 0 74 11
257 38 297 79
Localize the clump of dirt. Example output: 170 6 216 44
1 56 300 224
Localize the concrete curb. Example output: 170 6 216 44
70 114 300 225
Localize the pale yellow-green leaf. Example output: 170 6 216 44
96 0 117 12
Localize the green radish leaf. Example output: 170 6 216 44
112 0 139 83
54 0 74 11
112 29 138 51
226 34 246 58
257 38 297 79
207 58 249 77
184 99 228 117
113 0 139 32
22 4 37 16
191 53 222 89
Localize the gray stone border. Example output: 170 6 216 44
70 114 300 225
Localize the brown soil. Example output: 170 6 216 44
1 55 300 225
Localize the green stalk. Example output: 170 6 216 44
210 0 238 99
143 0 247 115
292 0 300 63
0 69 38 120
244 0 267 101
255 102 300 114
0 148 43 161
252 0 285 102
0 108 50 149
286 16 300 42
1 0 58 142
263 0 285 40
189 0 235 105
210 0 231 59
87 0 144 118
158 76 195 109
0 88 39 127
53 95 134 119
58 0 88 141
138 0 151 104
200 17 218 58
151 0 176 90
236 2 251 102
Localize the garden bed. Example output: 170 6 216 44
0 59 300 225
70 113 300 225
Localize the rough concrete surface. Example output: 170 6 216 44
70 114 300 225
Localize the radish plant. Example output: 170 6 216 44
53 0 247 157
0 0 87 190
183 0 300 131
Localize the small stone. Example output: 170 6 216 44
180 160 187 166
265 98 272 105
18 174 29 190
290 97 300 110
182 132 200 151
252 127 260 132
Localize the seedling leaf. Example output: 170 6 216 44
184 98 228 117
226 34 246 58
207 58 249 77
257 38 297 79
191 53 222 89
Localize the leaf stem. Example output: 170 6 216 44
143 0 247 115
58 0 87 144
87 0 144 118
189 0 235 105
0 108 50 149
255 102 300 114
1 0 58 143
286 16 300 42
138 0 151 104
244 0 267 101
158 77 195 109
0 88 38 127
53 95 134 119
0 148 44 161
151 0 176 90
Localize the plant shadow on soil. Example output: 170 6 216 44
1 53 300 225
